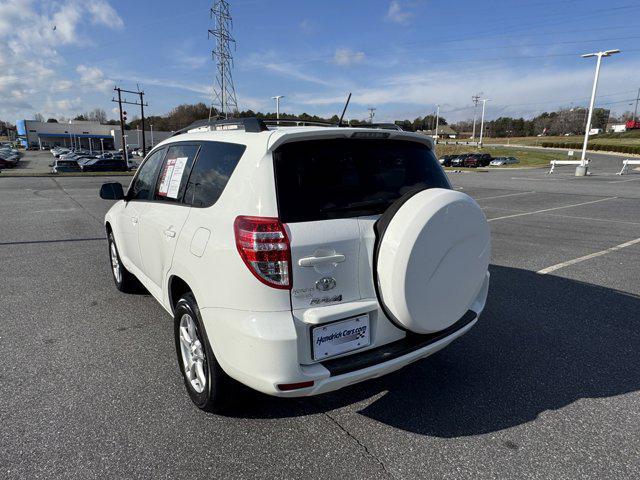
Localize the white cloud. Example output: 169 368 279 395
177 55 209 69
287 61 640 122
76 65 113 92
0 0 123 119
242 52 342 87
333 48 366 66
386 1 412 24
87 1 124 29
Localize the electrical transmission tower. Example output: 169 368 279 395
367 107 376 123
208 0 238 120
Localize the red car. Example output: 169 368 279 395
463 153 492 168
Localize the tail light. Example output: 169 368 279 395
234 216 291 289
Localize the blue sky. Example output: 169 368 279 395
2 0 640 124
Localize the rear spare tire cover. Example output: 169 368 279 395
376 188 490 334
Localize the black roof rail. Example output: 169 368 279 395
262 119 335 128
172 117 268 136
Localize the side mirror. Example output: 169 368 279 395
100 182 125 200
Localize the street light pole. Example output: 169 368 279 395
578 49 620 175
123 134 129 169
479 99 490 148
271 95 284 120
434 104 440 144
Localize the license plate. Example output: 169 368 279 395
312 315 370 361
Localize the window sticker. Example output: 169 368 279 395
157 157 188 198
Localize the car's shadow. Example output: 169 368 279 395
219 265 640 437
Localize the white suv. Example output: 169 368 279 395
100 119 490 410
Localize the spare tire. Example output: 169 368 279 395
375 188 490 334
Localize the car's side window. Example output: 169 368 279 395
153 144 200 203
128 148 166 201
184 141 246 208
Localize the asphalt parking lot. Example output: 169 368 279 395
1 163 639 479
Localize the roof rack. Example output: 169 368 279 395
262 119 335 128
173 117 268 136
172 117 405 136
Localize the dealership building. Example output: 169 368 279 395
16 119 172 151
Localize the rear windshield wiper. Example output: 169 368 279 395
320 198 395 213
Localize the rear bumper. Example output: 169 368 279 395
200 271 489 397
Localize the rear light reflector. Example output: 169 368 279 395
277 381 314 391
234 216 292 289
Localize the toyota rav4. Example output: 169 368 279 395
100 118 491 410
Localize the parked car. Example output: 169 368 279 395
463 153 492 168
438 155 458 167
99 118 491 410
0 157 17 168
53 149 70 158
450 154 471 167
51 159 81 173
489 156 520 166
81 158 130 172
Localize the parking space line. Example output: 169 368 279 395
540 212 640 226
476 191 536 201
487 197 617 222
510 177 561 181
608 177 640 184
0 237 104 246
537 237 640 275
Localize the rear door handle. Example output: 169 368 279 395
298 254 346 267
164 229 176 238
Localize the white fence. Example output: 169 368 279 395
617 159 640 175
548 160 588 174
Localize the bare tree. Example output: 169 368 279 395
88 108 107 124
33 113 44 122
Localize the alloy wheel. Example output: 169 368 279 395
178 313 207 393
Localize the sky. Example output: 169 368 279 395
1 0 640 124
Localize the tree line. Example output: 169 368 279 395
13 104 637 138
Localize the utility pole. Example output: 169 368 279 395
479 99 490 148
471 93 481 140
578 49 620 175
634 87 640 122
367 107 376 123
112 86 148 163
271 95 284 120
113 87 127 167
150 124 154 148
434 104 440 143
139 89 146 155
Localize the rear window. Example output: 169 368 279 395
273 139 449 223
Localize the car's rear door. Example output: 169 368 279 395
137 143 199 292
273 138 451 358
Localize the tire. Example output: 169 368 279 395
375 188 490 334
174 292 235 412
107 232 139 293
